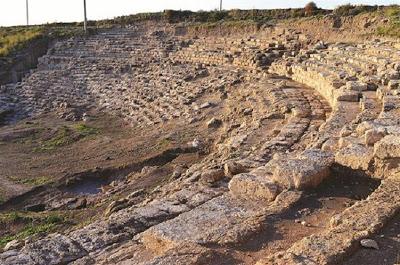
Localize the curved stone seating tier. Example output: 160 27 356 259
1 27 400 265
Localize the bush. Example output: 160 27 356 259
305 2 318 16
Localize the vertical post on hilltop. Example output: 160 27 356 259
220 0 222 11
26 0 29 26
83 0 88 33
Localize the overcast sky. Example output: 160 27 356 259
0 0 397 27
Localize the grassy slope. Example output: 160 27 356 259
0 24 88 58
377 6 400 38
0 27 43 56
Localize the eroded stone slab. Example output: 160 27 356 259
141 191 301 253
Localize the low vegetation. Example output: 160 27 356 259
34 124 99 152
105 7 328 26
333 4 379 16
74 123 99 136
377 5 400 38
9 175 53 186
0 24 92 58
0 27 43 57
0 212 64 247
1 4 400 59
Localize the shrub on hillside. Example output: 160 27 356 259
334 4 378 16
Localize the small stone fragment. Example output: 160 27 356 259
360 239 379 250
207 117 222 128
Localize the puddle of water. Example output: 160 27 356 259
63 177 110 195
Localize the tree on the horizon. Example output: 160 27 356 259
304 2 318 16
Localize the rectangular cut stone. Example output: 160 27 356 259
335 144 374 171
229 173 279 201
374 135 400 159
346 81 368 92
141 195 263 251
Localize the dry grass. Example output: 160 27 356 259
0 27 43 56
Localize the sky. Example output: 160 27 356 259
0 0 398 27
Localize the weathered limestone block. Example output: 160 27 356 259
388 80 400 90
200 168 225 184
1 234 87 265
335 144 374 171
374 135 400 159
266 149 334 190
321 138 340 152
364 128 386 146
138 243 217 265
338 136 361 149
223 161 247 178
356 121 375 135
346 81 368 92
142 192 301 254
229 173 280 201
334 88 360 102
382 95 400 111
0 250 35 265
69 220 134 253
141 195 264 251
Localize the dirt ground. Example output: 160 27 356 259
207 171 381 265
0 109 220 246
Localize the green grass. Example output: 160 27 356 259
0 213 64 247
0 223 55 246
0 24 92 59
0 212 32 223
377 5 400 38
33 124 99 152
158 138 171 148
74 123 99 136
9 176 53 186
36 126 72 151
